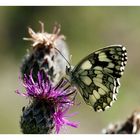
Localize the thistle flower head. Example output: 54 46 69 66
16 70 78 133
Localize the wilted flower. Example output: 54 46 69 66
102 109 140 134
16 70 78 134
21 21 69 85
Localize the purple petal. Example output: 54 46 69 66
53 104 79 133
63 118 79 128
15 89 29 97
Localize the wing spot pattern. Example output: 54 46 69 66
81 60 92 70
93 90 100 99
81 76 92 86
69 45 127 112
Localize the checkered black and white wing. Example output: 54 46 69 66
71 45 127 112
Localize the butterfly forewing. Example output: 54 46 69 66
71 45 127 112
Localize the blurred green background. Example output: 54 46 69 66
0 6 140 134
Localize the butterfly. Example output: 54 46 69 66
66 45 127 112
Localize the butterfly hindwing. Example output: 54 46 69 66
71 45 127 112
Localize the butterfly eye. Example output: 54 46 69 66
66 66 71 75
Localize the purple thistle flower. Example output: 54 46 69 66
53 104 78 133
16 70 78 133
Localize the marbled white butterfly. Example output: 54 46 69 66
65 45 127 112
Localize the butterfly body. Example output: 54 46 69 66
66 45 127 112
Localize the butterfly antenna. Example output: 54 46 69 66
55 47 71 68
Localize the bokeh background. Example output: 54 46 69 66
0 6 140 134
